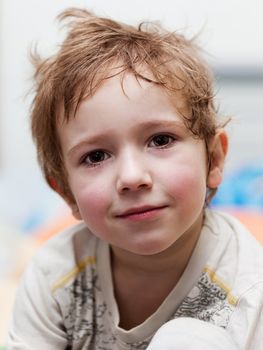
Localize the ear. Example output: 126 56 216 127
207 130 228 189
48 177 82 220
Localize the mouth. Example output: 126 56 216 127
116 205 168 221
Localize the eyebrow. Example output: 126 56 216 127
134 120 184 130
67 133 113 158
67 119 185 158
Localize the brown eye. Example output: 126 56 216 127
149 134 175 148
83 150 110 166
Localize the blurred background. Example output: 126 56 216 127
0 0 262 344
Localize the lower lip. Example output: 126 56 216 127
118 207 167 222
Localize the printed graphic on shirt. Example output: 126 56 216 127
55 263 238 349
173 267 238 328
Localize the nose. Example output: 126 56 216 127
116 151 153 194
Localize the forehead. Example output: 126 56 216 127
57 71 192 153
84 72 185 111
58 60 190 118
57 71 192 158
59 68 189 124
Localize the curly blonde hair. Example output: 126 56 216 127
31 8 221 201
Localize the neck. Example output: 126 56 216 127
111 212 204 329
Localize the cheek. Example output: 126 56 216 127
72 179 112 225
160 162 207 203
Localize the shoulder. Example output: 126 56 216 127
205 209 263 291
191 210 263 346
29 222 99 291
7 223 100 349
205 209 263 259
213 210 263 265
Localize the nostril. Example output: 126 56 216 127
117 172 153 193
120 182 151 193
138 183 149 189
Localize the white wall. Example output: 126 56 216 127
0 0 263 229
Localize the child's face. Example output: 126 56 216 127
58 73 218 255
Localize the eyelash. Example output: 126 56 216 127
80 149 110 167
148 134 176 148
80 134 176 167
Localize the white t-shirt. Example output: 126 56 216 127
7 210 263 349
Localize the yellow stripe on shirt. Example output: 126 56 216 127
204 266 238 306
52 256 96 292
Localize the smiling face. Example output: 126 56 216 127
58 72 224 256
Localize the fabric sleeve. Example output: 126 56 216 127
6 260 68 350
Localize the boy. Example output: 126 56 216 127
7 8 263 350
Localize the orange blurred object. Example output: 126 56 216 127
231 210 263 244
35 214 78 245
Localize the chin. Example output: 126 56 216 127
127 240 174 256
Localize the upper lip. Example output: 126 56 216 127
115 205 167 217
